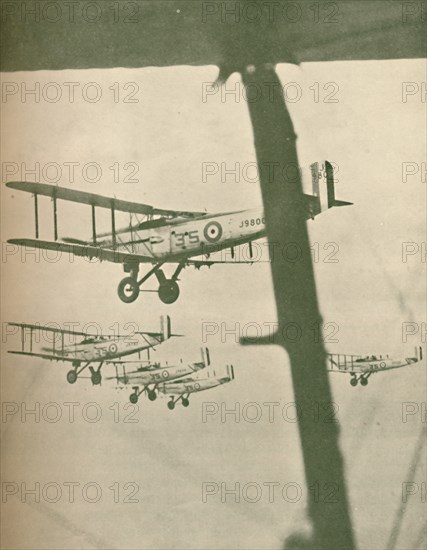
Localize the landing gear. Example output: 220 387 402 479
116 261 185 305
66 361 96 385
89 365 103 386
91 371 102 385
129 392 139 404
360 373 371 386
129 385 158 404
117 277 139 303
147 390 157 401
158 280 180 304
350 373 371 387
167 394 189 410
156 263 184 305
67 370 78 384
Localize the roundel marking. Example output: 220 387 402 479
194 382 201 390
380 361 386 369
109 343 118 354
162 370 169 379
203 221 223 243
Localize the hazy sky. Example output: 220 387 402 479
1 59 426 549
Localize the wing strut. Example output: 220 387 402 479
111 204 116 248
53 194 58 241
91 204 97 244
34 194 39 238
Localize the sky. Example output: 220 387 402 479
1 59 426 549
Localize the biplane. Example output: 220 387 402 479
6 160 351 305
158 364 235 410
7 316 176 386
327 347 423 386
106 348 211 404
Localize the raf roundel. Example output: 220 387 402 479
203 221 223 243
109 343 118 354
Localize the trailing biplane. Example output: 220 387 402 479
7 316 176 386
6 160 351 305
107 348 211 404
328 347 423 386
158 364 235 410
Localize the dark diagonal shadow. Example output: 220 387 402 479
239 63 356 549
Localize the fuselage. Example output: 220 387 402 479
104 208 266 260
113 361 205 385
158 373 232 396
59 333 163 362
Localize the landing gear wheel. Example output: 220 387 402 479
167 400 176 410
67 370 78 384
91 372 102 385
129 393 139 404
350 377 358 387
148 390 157 401
360 377 368 386
182 398 189 408
158 280 180 304
118 277 139 304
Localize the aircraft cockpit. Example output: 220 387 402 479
79 336 106 344
355 355 379 362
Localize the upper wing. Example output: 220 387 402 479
8 321 95 338
6 181 207 219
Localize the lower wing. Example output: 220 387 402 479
8 239 270 267
8 238 154 264
8 350 75 362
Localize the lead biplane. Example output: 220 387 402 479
7 316 176 386
327 347 423 386
6 160 351 305
106 347 211 404
158 363 235 410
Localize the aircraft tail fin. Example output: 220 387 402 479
227 364 235 381
217 364 235 384
406 346 423 364
160 315 171 341
310 160 352 213
201 347 211 366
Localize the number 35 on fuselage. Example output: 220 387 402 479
146 208 265 259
